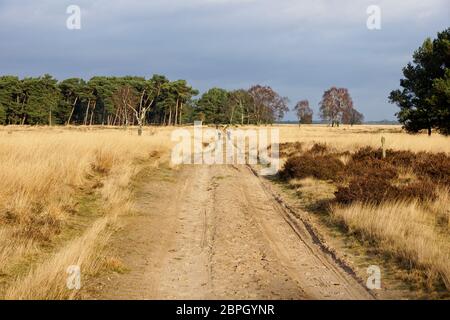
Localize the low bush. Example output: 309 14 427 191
386 149 417 167
280 154 344 181
335 177 396 204
310 143 328 155
346 157 398 181
351 147 450 186
282 145 447 205
413 152 450 186
335 177 436 204
399 180 437 202
279 142 303 158
350 146 383 161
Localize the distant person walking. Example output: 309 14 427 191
226 129 231 141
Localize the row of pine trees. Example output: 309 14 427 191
0 75 293 126
0 74 199 126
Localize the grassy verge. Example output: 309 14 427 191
0 127 171 299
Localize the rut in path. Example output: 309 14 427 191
95 164 373 300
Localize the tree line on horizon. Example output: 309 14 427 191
0 75 199 130
0 73 364 129
293 87 365 127
0 28 447 134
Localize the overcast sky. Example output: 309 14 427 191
0 0 448 121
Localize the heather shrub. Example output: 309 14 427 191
310 143 328 155
399 180 437 202
383 149 449 186
335 177 436 204
346 158 398 181
335 177 396 204
385 149 417 167
412 152 450 186
280 154 344 181
347 147 450 185
351 146 383 161
279 142 303 158
283 145 446 205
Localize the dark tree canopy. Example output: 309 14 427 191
0 74 290 127
0 75 198 127
389 28 450 135
195 88 230 124
194 85 288 125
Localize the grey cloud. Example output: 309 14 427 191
0 0 448 120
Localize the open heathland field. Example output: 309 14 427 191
0 124 448 299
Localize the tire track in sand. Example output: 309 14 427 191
94 164 373 300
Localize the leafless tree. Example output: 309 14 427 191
342 107 364 126
248 85 289 124
112 85 139 128
294 100 313 126
319 87 354 127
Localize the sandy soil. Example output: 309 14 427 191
94 163 373 300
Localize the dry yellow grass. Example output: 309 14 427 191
288 177 336 204
1 124 448 298
331 195 450 290
5 216 112 300
0 126 172 299
277 124 450 153
276 124 450 293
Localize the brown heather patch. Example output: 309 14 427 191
335 177 437 205
280 154 344 182
279 142 303 158
309 143 328 155
278 136 450 292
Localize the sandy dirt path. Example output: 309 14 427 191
96 164 373 300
